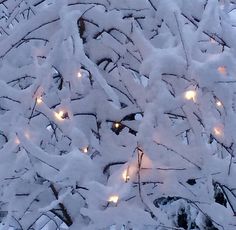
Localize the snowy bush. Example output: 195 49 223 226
0 0 236 229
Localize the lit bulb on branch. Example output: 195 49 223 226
112 121 124 135
213 126 223 137
108 195 119 204
216 100 223 107
36 97 43 105
114 122 121 129
80 146 89 153
54 110 69 120
217 66 227 75
184 90 197 102
122 169 130 182
77 70 82 78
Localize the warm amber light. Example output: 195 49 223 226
217 66 227 75
114 122 121 129
36 97 43 104
108 195 119 203
122 169 130 182
55 111 65 120
184 90 196 101
213 127 223 136
81 146 88 153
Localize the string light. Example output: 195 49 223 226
216 100 223 107
217 66 227 75
80 146 88 153
77 70 82 78
122 169 130 182
114 122 121 129
54 111 65 120
184 90 197 102
213 126 223 137
108 195 119 204
36 97 43 105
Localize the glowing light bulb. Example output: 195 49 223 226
122 169 130 182
217 66 227 75
184 90 196 102
81 146 88 153
55 111 65 120
114 122 121 129
108 195 119 204
36 97 43 105
77 71 82 78
213 126 223 137
216 100 223 107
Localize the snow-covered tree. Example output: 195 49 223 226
1 0 236 229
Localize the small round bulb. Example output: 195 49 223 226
108 195 119 204
81 146 88 153
114 122 121 129
77 71 82 78
184 90 196 102
216 100 222 107
36 97 43 104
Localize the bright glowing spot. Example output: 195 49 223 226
114 122 121 129
216 100 223 107
36 97 43 104
122 169 130 182
55 111 65 120
77 71 82 78
184 90 197 102
81 146 88 153
213 126 223 136
217 66 227 75
108 195 119 203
